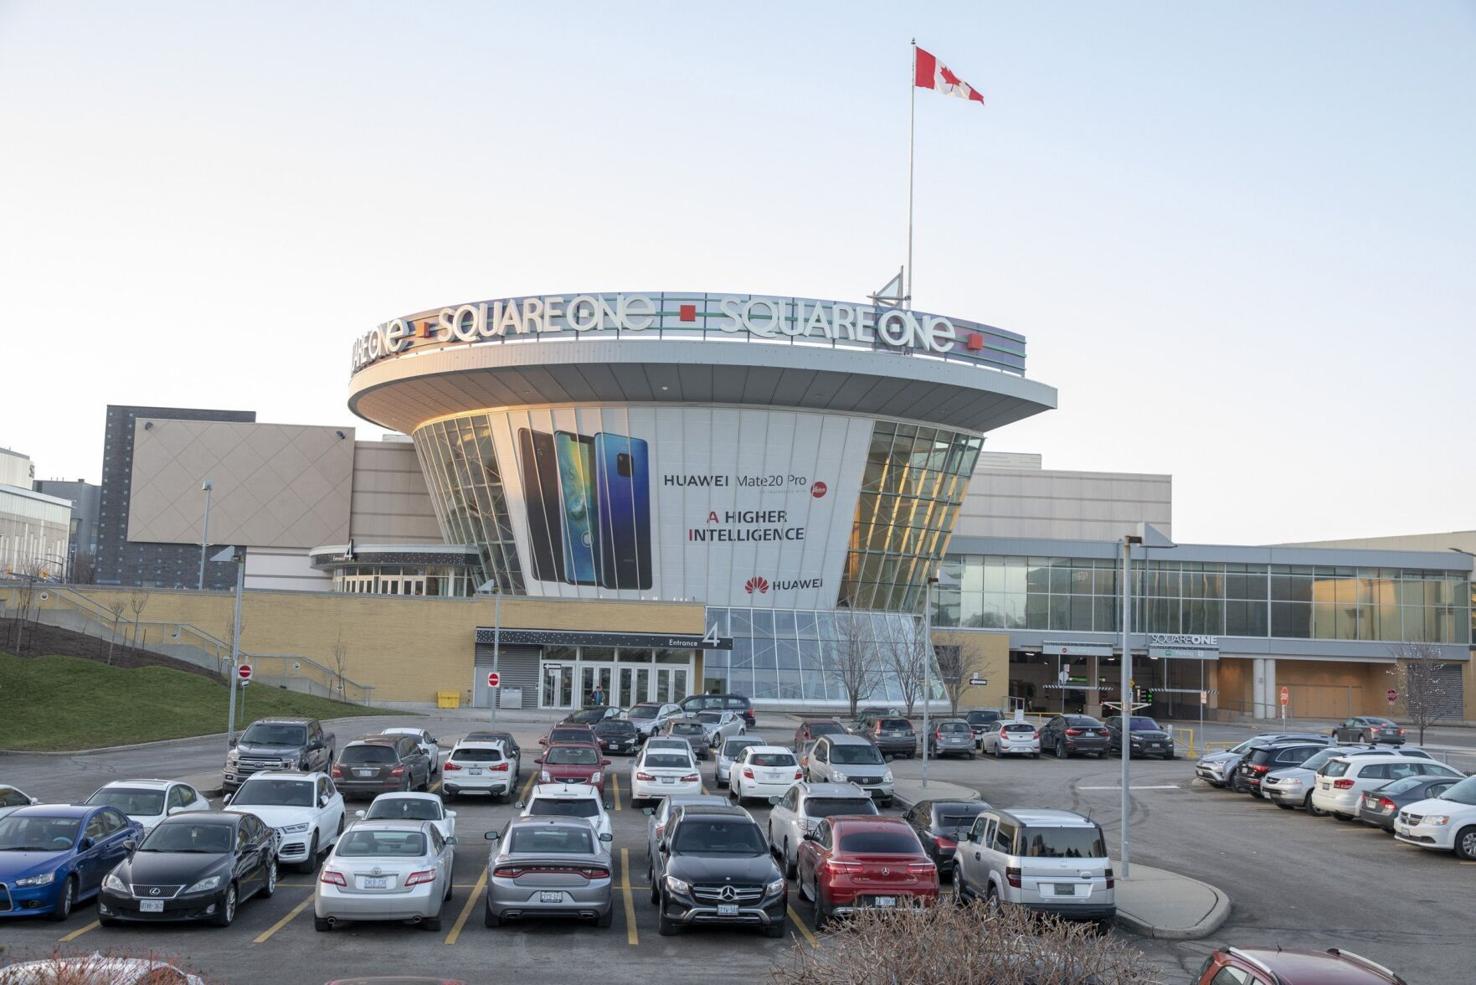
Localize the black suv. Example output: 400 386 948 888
902 799 989 877
680 694 756 728
1233 740 1329 796
653 805 786 938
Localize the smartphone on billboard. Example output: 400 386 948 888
593 432 652 590
516 428 565 583
554 430 600 586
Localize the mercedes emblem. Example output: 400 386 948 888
881 867 890 877
718 885 739 902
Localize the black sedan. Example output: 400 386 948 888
1040 714 1110 758
1358 774 1463 832
902 799 989 878
1331 716 1406 746
98 812 276 927
1104 716 1176 760
592 718 641 756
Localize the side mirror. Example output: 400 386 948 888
222 793 234 806
446 836 458 845
354 810 366 820
166 805 181 816
601 759 611 767
599 832 613 843
538 737 549 745
657 839 668 853
30 797 41 805
483 830 499 841
319 796 330 808
514 800 525 810
123 839 138 853
80 837 95 851
641 807 654 817
228 736 239 748
802 831 817 842
446 810 457 819
534 757 545 765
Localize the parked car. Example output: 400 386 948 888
315 820 455 931
519 782 612 842
1331 716 1407 746
98 811 276 927
462 729 522 767
902 799 990 877
643 794 728 865
441 741 515 801
0 804 143 921
539 724 599 749
952 808 1114 924
1195 947 1406 985
807 734 895 805
645 736 698 755
729 746 804 805
715 735 766 788
0 785 41 820
1196 732 1330 788
1358 774 1463 832
1312 755 1463 821
926 719 977 759
1103 716 1175 759
661 718 712 760
223 770 345 872
332 735 433 799
679 693 756 728
1263 745 1400 812
354 792 456 841
561 706 625 725
852 705 905 733
627 702 685 738
630 744 702 805
0 956 205 984
84 779 211 831
766 781 879 879
793 718 848 748
536 743 612 794
696 709 746 747
964 709 1005 747
592 718 641 757
224 717 335 792
381 727 442 775
981 721 1041 759
652 804 786 937
1039 715 1110 759
647 802 751 906
797 815 938 928
1394 774 1476 859
862 717 918 759
484 817 613 927
1231 741 1329 797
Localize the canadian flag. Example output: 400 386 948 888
914 46 984 106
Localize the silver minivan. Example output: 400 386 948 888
952 808 1114 923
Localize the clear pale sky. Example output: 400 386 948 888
2 2 1472 545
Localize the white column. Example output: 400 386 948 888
1252 658 1267 719
1264 658 1278 721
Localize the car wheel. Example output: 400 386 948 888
262 859 278 898
596 907 613 928
444 876 454 902
1454 826 1476 860
657 894 680 936
298 832 320 873
1333 812 1353 822
765 915 787 938
484 901 500 928
813 885 830 930
314 916 333 932
968 751 976 760
985 882 1001 913
1056 740 1067 759
213 883 238 927
47 875 75 922
952 869 967 905
784 839 797 880
993 745 1002 760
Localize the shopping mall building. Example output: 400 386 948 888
18 290 1469 721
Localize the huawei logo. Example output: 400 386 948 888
744 576 770 595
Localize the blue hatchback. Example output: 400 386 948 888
0 804 143 920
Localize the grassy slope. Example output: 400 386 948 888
0 651 397 752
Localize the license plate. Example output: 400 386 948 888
875 896 896 907
660 777 675 784
540 891 563 904
716 903 739 916
355 769 375 778
1052 884 1075 896
468 768 484 776
362 876 389 889
139 899 164 913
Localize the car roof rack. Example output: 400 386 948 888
1225 949 1284 985
1326 949 1406 984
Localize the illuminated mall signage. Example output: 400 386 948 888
350 293 977 373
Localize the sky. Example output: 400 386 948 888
1 2 1473 546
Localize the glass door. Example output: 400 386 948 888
580 665 613 709
654 667 690 703
541 665 575 709
618 667 650 707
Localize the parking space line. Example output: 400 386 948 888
58 920 99 943
787 905 817 946
254 892 314 944
444 869 487 945
619 848 639 947
610 774 622 812
428 779 442 793
518 772 537 803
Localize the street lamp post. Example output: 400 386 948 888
491 581 502 725
921 573 939 790
1120 533 1142 879
198 480 213 590
211 545 245 750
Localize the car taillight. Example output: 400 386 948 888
1005 866 1022 888
933 835 957 850
390 765 405 777
823 860 862 873
404 869 436 887
794 769 805 779
319 869 347 887
1397 728 1406 736
1250 764 1270 774
1105 867 1115 889
330 766 343 778
1333 779 1354 790
636 772 655 781
494 866 525 878
1378 797 1396 810
908 862 936 874
742 768 755 779
580 867 610 879
1065 728 1082 736
443 761 461 771
492 762 509 772
680 773 700 783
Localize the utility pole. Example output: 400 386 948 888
491 583 502 724
1120 534 1142 878
921 573 938 789
213 545 245 751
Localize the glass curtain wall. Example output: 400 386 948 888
414 418 525 594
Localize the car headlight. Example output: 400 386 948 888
15 871 57 888
185 874 224 893
102 872 129 893
279 822 311 834
227 751 239 764
832 771 848 781
665 875 691 895
590 771 603 785
1425 815 1451 826
766 877 786 895
883 770 894 783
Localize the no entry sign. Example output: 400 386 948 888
486 671 501 688
238 663 253 682
1386 688 1398 704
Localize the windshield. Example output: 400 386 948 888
140 822 233 853
1439 776 1476 806
529 798 599 819
596 721 636 734
750 753 797 767
509 826 593 854
1065 717 1101 727
1002 724 1035 734
231 779 314 807
808 722 845 735
340 745 397 765
832 744 885 766
670 723 704 735
804 797 878 819
85 788 166 816
336 829 427 857
721 738 762 756
672 818 767 854
939 723 970 734
452 747 502 762
643 753 694 770
367 799 440 821
967 711 1001 724
837 829 920 854
241 723 307 745
696 712 723 724
1129 718 1161 731
546 746 599 766
628 705 659 719
0 816 80 851
549 729 591 743
879 719 912 731
937 805 987 830
1020 826 1106 859
1379 777 1427 796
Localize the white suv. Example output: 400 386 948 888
519 782 612 842
1395 775 1476 859
442 741 515 801
1310 755 1462 820
225 771 346 872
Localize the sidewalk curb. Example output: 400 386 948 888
1116 874 1230 941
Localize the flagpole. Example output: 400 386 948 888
906 39 916 310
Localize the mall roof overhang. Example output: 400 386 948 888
348 338 1058 436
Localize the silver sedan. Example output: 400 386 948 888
314 820 455 932
698 710 747 748
485 818 613 927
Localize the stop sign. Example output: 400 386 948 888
486 671 501 688
238 663 252 682
1387 688 1398 704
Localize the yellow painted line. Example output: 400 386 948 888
610 774 622 812
444 868 487 945
253 892 314 944
58 920 99 942
788 905 817 946
518 772 537 803
429 779 442 793
619 848 639 947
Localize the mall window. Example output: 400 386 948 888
414 417 526 594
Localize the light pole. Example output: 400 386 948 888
212 545 245 750
491 580 502 724
1119 533 1142 878
198 480 214 590
921 573 938 790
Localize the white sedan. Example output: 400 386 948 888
630 745 702 805
0 784 40 820
980 722 1041 758
383 727 442 775
728 746 803 805
519 782 613 842
84 778 212 831
355 791 456 841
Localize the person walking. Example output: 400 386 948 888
590 683 606 707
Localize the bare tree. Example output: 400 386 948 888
831 610 884 719
127 590 149 651
105 598 127 665
935 635 993 716
7 560 48 654
1389 643 1454 744
881 617 928 717
332 629 349 697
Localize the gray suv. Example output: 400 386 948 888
807 735 895 805
952 807 1115 924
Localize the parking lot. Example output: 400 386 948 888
4 714 1475 984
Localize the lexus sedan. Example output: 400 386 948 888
315 820 455 931
485 817 613 927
